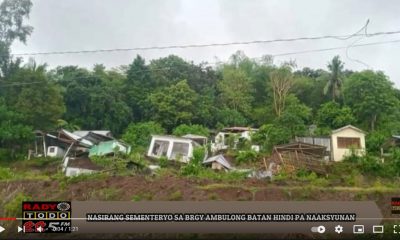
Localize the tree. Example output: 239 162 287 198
172 124 209 137
148 80 198 131
252 124 291 152
344 70 399 131
324 56 344 102
56 66 131 134
316 101 355 130
125 55 154 121
8 64 65 130
122 121 165 151
215 107 248 128
269 65 294 117
275 95 311 138
218 67 253 115
0 0 33 78
0 98 33 158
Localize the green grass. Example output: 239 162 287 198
66 172 108 184
168 190 183 200
88 187 120 200
131 192 154 201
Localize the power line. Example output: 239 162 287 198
272 38 400 57
9 30 400 57
1 38 400 88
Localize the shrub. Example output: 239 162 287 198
192 147 206 164
168 190 183 200
236 150 258 164
366 131 388 154
295 169 318 181
122 121 165 151
180 162 202 176
158 156 168 168
5 193 31 217
0 167 14 180
172 124 209 137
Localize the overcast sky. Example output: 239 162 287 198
11 0 400 87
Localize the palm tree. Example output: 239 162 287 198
324 56 344 102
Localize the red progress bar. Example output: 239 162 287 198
0 217 17 221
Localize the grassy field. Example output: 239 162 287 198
1 157 400 239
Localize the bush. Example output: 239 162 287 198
180 162 202 176
252 124 291 153
158 156 168 168
295 169 318 181
168 190 183 200
5 193 31 217
192 147 206 164
366 131 388 154
172 124 209 137
236 150 258 164
122 121 165 152
0 167 14 180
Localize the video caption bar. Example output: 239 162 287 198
72 201 382 234
0 201 384 235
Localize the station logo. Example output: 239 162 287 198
391 198 400 214
22 201 72 233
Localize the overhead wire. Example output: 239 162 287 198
7 29 400 57
345 19 371 68
1 38 399 88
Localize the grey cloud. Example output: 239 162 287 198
10 0 400 87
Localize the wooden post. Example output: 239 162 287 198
62 142 75 171
263 157 268 171
43 135 47 157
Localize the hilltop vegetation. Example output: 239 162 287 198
1 0 400 162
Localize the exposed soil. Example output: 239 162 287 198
1 175 399 217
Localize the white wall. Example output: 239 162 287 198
47 146 65 158
147 136 194 163
65 167 96 177
331 128 366 162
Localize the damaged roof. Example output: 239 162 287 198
203 154 233 170
274 142 327 157
73 130 112 138
222 127 258 133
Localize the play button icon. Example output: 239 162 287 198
18 226 23 233
0 226 5 233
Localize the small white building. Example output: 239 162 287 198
63 157 102 177
296 125 366 162
330 125 366 162
212 127 258 152
147 135 201 163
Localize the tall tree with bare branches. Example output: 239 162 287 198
270 65 294 117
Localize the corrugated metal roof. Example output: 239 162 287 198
182 134 207 139
203 154 233 169
73 130 112 138
61 129 93 146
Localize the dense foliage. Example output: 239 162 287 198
1 0 400 160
